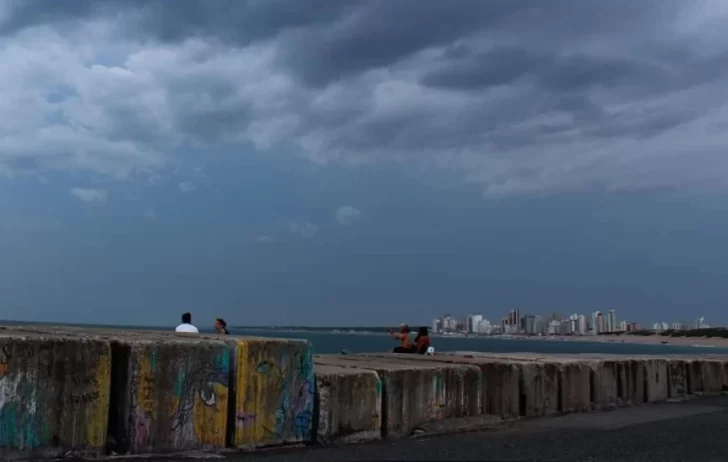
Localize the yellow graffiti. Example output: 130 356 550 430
233 339 289 447
137 354 154 415
193 382 228 446
84 346 112 449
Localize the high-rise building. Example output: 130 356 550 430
548 320 561 335
577 314 588 335
522 315 536 335
467 315 483 334
534 316 547 335
477 319 492 335
506 309 520 327
592 311 605 334
432 318 442 334
606 310 617 333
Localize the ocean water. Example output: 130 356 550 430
230 328 728 356
2 320 725 356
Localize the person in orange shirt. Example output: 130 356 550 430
389 324 413 353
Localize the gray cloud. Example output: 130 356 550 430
1 0 728 197
335 206 361 226
70 187 107 204
288 221 319 239
178 182 196 193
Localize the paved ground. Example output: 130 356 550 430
139 396 728 462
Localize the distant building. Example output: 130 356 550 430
577 314 588 335
592 311 605 334
522 315 536 335
606 310 617 333
477 319 492 335
467 315 483 334
432 318 441 334
534 316 547 335
548 320 562 335
694 317 709 329
652 322 669 331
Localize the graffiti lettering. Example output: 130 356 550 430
0 345 10 375
140 376 156 414
0 345 10 365
68 376 101 405
70 390 100 404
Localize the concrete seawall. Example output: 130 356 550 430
1 325 728 459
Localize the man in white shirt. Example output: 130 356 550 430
175 312 199 333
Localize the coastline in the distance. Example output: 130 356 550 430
234 326 728 348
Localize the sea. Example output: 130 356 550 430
228 329 728 356
3 320 726 356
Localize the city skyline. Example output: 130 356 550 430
432 309 713 336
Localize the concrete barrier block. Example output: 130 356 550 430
314 365 381 444
555 360 591 413
518 361 559 417
0 333 111 460
108 338 230 454
643 358 669 403
721 361 728 391
230 337 314 449
357 353 519 419
616 359 646 405
688 359 704 394
667 359 690 399
589 360 620 409
315 355 480 438
700 360 723 394
480 360 521 418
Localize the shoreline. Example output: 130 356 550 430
238 327 728 349
499 333 728 348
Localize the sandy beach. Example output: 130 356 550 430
524 334 728 348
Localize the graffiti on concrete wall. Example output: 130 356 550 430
0 341 109 452
171 349 229 445
235 343 314 445
132 348 229 451
426 373 447 420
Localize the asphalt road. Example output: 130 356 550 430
137 396 728 462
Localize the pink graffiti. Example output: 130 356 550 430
132 409 151 450
293 380 313 414
235 411 257 428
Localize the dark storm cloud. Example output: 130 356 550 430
1 0 727 195
2 0 682 86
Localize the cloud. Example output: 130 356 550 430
335 206 361 225
254 235 275 243
69 187 107 204
2 1 728 197
288 221 319 238
178 182 196 193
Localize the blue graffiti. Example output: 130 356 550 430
257 344 315 440
0 402 50 449
256 360 273 375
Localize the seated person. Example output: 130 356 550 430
413 326 432 354
389 324 413 353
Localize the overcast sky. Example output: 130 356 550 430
1 0 728 327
